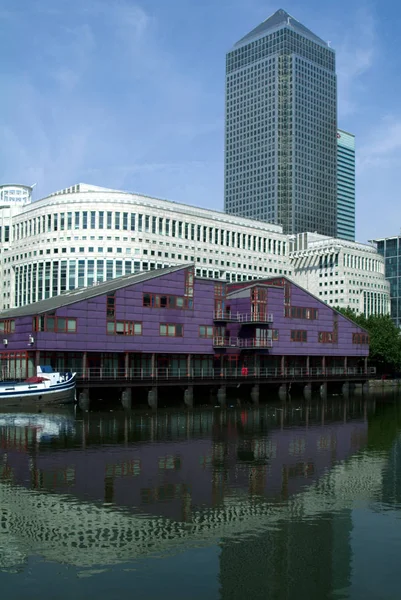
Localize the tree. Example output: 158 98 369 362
336 308 401 374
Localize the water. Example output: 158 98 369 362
0 397 400 599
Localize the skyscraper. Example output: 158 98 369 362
224 9 337 236
373 236 401 327
337 129 355 241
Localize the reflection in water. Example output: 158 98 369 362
0 397 399 599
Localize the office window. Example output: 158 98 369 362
290 330 307 342
352 333 369 344
199 325 213 338
107 212 112 229
285 307 318 319
142 293 191 309
33 316 77 333
106 293 115 317
318 331 333 343
0 319 15 334
159 323 184 337
107 321 142 335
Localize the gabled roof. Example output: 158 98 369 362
227 278 284 299
1 265 192 319
233 8 329 49
227 276 368 332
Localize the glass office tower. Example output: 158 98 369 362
337 129 355 241
374 236 401 327
225 9 337 235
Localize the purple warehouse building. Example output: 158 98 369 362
0 265 370 405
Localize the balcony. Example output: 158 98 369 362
72 365 375 382
213 311 239 323
237 313 273 324
213 337 272 349
213 336 239 348
213 311 274 324
237 338 273 349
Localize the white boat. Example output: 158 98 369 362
0 366 76 406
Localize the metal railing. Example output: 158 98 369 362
74 366 376 381
237 313 274 323
213 311 238 321
212 336 238 348
213 311 273 323
237 338 273 348
213 337 273 348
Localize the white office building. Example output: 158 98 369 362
1 183 290 310
0 183 389 317
289 233 390 316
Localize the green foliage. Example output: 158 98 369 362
335 307 401 372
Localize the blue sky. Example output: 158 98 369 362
0 0 399 242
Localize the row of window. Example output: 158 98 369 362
285 306 318 320
142 293 193 310
13 211 286 255
352 333 369 345
290 330 307 342
33 316 77 333
10 260 290 312
0 319 15 334
106 321 142 336
290 330 370 344
318 331 336 343
3 316 372 346
160 324 183 337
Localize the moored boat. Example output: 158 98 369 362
0 366 76 406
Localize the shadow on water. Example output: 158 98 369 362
0 393 400 599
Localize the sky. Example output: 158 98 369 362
0 0 400 243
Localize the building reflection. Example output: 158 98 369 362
0 398 391 573
218 400 401 600
218 508 353 599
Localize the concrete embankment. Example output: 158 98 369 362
368 379 401 391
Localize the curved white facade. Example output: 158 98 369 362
2 183 290 310
0 184 32 207
289 233 390 316
0 182 389 317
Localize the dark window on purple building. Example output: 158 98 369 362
33 316 77 333
0 319 15 334
107 321 142 335
285 307 318 320
199 326 213 338
143 293 191 309
290 330 307 342
352 333 369 344
318 332 333 343
107 293 115 318
160 324 183 337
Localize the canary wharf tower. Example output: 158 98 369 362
224 9 337 235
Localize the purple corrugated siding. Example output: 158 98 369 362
266 284 368 356
227 282 368 357
2 271 369 358
4 270 216 354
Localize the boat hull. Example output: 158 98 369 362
0 376 76 407
0 388 76 407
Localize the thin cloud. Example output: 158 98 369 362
0 0 214 198
336 7 377 117
357 117 401 172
